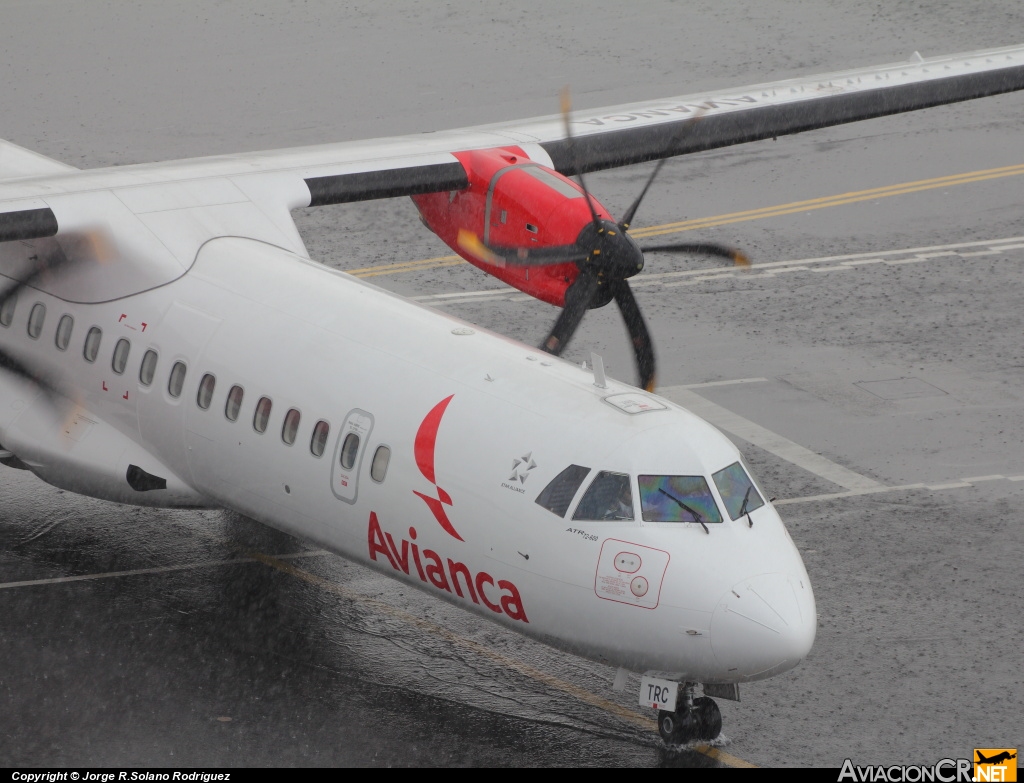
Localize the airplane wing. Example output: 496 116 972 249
0 138 77 181
163 44 1024 205
209 43 1024 208
1 43 1023 227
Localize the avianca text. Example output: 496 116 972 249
368 512 528 622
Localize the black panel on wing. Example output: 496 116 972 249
543 63 1024 175
0 208 58 243
305 162 468 207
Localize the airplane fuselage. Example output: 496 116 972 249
1 235 815 680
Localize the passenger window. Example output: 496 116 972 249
573 471 634 521
83 327 102 363
712 462 765 520
535 464 591 517
168 361 187 398
196 373 216 410
638 475 724 524
282 408 301 445
27 303 45 339
139 350 158 386
55 315 74 350
340 433 360 469
0 293 16 327
253 397 272 433
370 445 391 482
310 420 330 457
225 385 244 422
111 338 131 374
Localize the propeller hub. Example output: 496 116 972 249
576 220 645 280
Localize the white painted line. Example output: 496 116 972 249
960 475 1005 482
774 474 1024 506
774 483 926 506
662 280 702 288
410 236 1024 303
660 385 884 491
0 558 253 590
679 377 770 389
414 288 514 301
0 550 331 591
433 295 516 306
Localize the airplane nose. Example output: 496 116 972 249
710 572 816 679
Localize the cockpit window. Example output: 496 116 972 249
535 464 590 517
573 471 634 521
638 475 723 524
712 462 765 520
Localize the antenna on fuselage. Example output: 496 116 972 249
591 352 607 389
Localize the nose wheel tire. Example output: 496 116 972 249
657 697 722 745
693 696 723 740
658 709 692 744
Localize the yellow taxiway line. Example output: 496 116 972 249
347 163 1024 279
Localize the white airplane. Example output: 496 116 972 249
2 44 1023 746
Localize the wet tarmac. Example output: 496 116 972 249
3 0 1024 768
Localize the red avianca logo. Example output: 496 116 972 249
367 394 529 623
413 394 463 541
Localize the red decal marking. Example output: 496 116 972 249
414 395 453 483
412 395 463 541
102 381 108 391
122 391 129 400
118 314 126 323
413 491 464 542
141 322 147 332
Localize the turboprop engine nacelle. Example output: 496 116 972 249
412 147 611 306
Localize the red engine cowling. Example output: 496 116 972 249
412 147 612 307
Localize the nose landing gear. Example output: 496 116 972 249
657 684 723 745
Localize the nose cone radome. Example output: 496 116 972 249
710 572 816 680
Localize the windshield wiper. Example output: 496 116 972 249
659 488 709 533
739 485 754 527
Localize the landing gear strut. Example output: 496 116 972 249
657 683 722 745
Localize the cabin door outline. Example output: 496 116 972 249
330 408 374 504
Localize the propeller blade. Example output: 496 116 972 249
611 280 656 392
559 87 602 231
540 271 600 356
619 158 668 231
640 241 750 267
0 343 62 403
0 254 76 402
618 108 706 232
0 251 77 312
458 230 588 267
456 229 504 266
